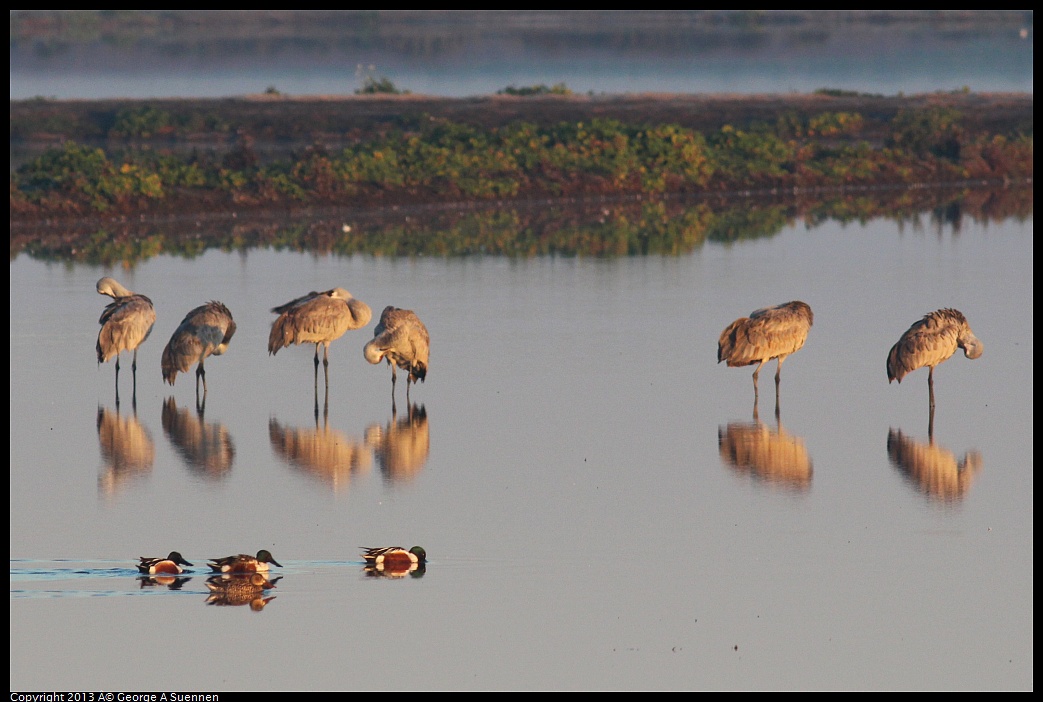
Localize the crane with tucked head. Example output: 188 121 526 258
161 301 236 399
364 306 429 407
718 301 813 404
268 288 372 391
887 308 983 412
96 277 156 403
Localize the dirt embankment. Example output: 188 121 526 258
11 91 1034 145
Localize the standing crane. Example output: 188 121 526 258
161 301 236 400
887 308 983 413
364 306 429 408
96 277 156 404
268 288 372 392
718 301 813 406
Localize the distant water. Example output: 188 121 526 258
9 12 1033 99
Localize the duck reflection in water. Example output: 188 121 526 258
97 403 155 496
161 396 235 478
886 428 983 503
138 574 192 590
205 573 280 611
718 404 813 491
269 412 371 492
365 403 430 484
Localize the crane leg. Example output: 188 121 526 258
775 357 785 409
751 361 765 400
323 343 331 389
131 349 139 399
313 345 320 391
196 360 207 398
928 366 935 413
113 358 121 408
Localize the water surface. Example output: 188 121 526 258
10 11 1033 99
9 210 1033 690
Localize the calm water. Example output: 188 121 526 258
9 210 1033 690
10 12 1033 99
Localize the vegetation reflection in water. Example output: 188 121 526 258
13 185 1032 266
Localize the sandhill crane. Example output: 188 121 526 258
161 301 236 399
364 306 429 407
886 308 983 412
718 301 813 404
95 277 156 403
268 288 372 391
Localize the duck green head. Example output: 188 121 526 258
256 549 283 567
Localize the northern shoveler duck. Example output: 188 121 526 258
364 561 426 579
361 546 426 570
207 549 283 573
136 551 193 575
205 573 278 609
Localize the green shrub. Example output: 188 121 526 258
13 141 165 210
709 125 794 183
887 107 964 159
109 106 176 138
